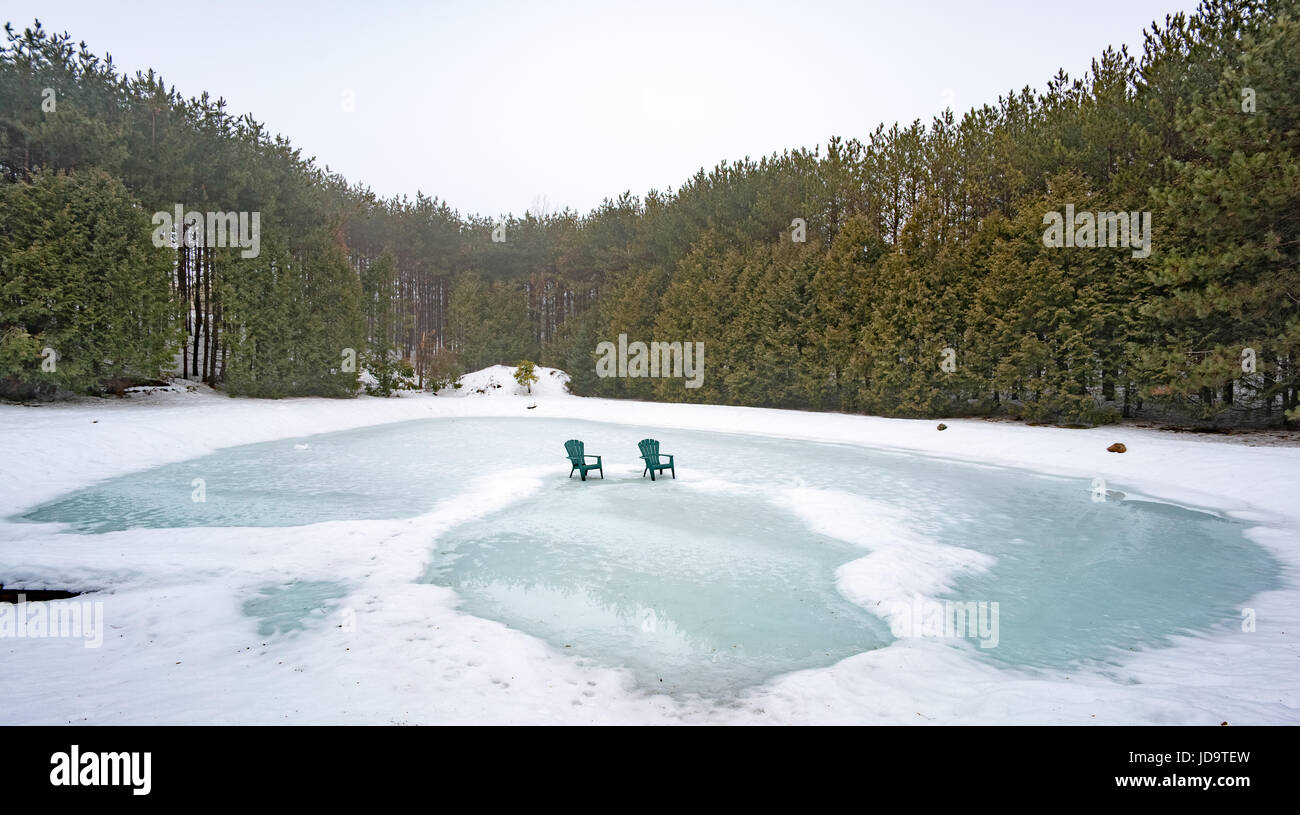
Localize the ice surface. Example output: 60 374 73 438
19 416 1274 695
418 422 1276 691
17 419 487 532
241 580 351 637
423 482 892 695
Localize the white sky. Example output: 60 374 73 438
9 0 1205 218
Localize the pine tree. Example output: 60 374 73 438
0 168 178 398
361 251 398 395
513 359 538 393
1142 9 1300 423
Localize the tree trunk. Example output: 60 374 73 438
192 247 204 382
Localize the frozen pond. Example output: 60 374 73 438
422 482 893 695
15 417 1280 695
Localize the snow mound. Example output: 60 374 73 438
440 365 571 398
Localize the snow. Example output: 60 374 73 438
1 364 1298 724
445 363 566 398
773 487 998 625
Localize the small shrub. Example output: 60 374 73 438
513 360 538 393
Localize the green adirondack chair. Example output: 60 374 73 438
564 439 603 481
638 438 675 481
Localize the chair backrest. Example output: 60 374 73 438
564 439 585 464
638 438 659 461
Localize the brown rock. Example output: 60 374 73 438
1107 442 1127 453
936 423 947 431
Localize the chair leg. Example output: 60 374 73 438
671 465 675 479
580 470 586 482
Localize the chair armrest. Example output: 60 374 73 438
584 454 601 461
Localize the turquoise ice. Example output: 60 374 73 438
16 417 1280 694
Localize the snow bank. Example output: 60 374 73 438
442 364 571 399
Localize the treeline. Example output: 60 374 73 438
1 0 1297 425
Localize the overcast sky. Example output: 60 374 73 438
9 0 1205 218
